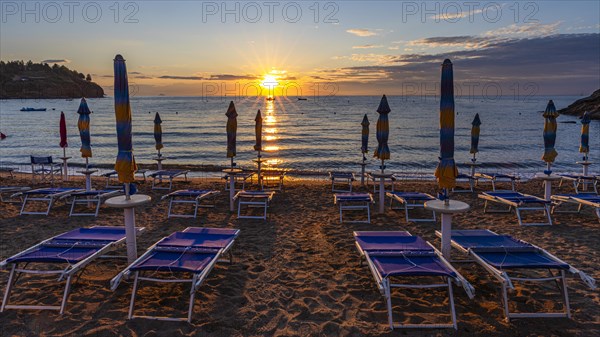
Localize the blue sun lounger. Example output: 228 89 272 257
439 229 596 321
551 193 600 221
386 191 437 222
558 174 598 194
354 231 474 330
0 186 30 203
234 190 275 220
149 169 189 190
160 189 220 218
453 173 476 193
1 226 142 314
474 172 520 191
110 227 240 322
479 191 553 226
68 189 122 217
14 187 85 215
329 171 355 192
334 193 374 223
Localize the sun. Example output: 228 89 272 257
260 74 279 88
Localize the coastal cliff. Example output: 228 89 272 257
0 60 104 99
558 89 600 119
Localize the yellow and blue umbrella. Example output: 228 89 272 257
374 95 390 172
542 100 558 173
154 112 163 154
361 114 369 158
77 98 92 163
579 111 590 160
435 59 458 191
226 101 238 168
113 54 137 185
470 113 481 161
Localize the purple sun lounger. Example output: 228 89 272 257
68 189 122 217
329 171 356 192
110 227 240 322
160 189 220 218
551 193 600 221
0 186 30 203
14 187 85 215
353 231 474 330
439 229 596 321
334 193 374 223
1 226 142 314
479 191 553 226
149 169 189 190
386 191 437 223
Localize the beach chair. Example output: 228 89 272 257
558 174 598 194
329 171 355 192
367 172 396 194
551 193 600 221
14 187 84 215
452 173 476 193
68 189 122 217
222 171 254 191
353 231 475 330
438 229 596 321
30 156 62 184
334 193 374 223
149 169 189 190
110 227 239 322
234 190 275 220
161 189 220 218
0 226 142 314
0 167 15 178
386 191 437 223
0 186 30 203
479 191 553 226
260 170 285 191
474 172 520 191
101 169 148 189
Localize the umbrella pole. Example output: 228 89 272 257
231 157 234 169
379 159 385 214
361 155 366 186
444 188 449 206
257 151 262 190
62 148 68 181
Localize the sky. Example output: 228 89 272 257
1 1 599 96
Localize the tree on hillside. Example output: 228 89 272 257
86 74 92 81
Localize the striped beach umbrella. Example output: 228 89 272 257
542 100 558 173
580 111 591 160
59 111 68 149
226 101 238 168
434 59 458 191
114 54 137 185
373 95 390 172
469 113 481 161
254 109 262 152
154 112 163 154
77 98 92 161
361 114 369 157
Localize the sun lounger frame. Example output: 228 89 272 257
334 193 373 223
223 172 255 191
0 226 141 314
260 171 285 191
386 191 437 222
110 228 239 322
558 174 598 194
367 172 396 194
15 188 85 215
161 190 220 218
441 229 596 321
452 173 476 193
0 186 30 203
551 194 600 221
68 189 122 217
479 191 553 226
102 170 147 188
234 190 275 220
354 231 475 330
329 171 355 192
474 172 519 191
149 170 189 190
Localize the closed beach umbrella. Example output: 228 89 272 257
361 114 369 157
373 95 391 169
434 59 458 191
154 112 163 154
469 113 481 160
254 109 262 152
77 98 92 163
580 111 591 160
59 111 68 149
542 100 558 172
226 101 238 168
114 54 137 186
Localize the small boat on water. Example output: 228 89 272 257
20 107 47 112
266 96 275 101
297 97 307 101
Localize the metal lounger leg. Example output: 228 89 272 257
561 270 571 318
448 279 457 330
59 275 73 314
502 283 511 322
1 265 17 312
128 271 140 319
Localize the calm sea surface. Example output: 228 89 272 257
1 95 598 178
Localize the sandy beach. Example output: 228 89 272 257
1 173 599 337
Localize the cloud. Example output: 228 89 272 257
158 75 204 80
346 29 377 37
353 44 383 49
206 74 258 80
42 59 70 64
484 22 561 38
